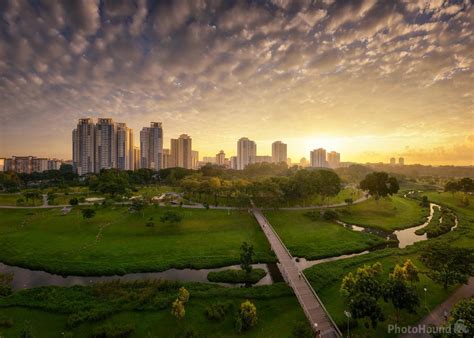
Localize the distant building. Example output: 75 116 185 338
133 147 140 170
203 156 216 164
390 157 396 165
299 157 309 167
230 156 238 170
170 134 193 169
73 118 95 175
140 122 163 171
161 148 170 169
310 148 327 168
95 118 117 172
271 141 287 164
327 151 341 169
192 150 199 169
250 155 272 164
399 157 405 166
170 139 179 167
216 150 226 166
237 137 256 170
0 158 5 172
116 123 134 171
2 156 64 173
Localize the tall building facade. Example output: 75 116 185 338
310 148 327 168
250 155 272 164
133 147 140 170
237 137 256 170
170 138 179 168
271 141 287 164
73 118 95 175
116 123 134 171
390 157 396 165
399 157 405 165
95 118 117 172
140 122 163 171
162 149 171 169
177 134 192 169
327 151 341 169
192 150 199 169
216 150 226 165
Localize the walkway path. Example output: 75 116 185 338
401 277 474 338
252 208 341 338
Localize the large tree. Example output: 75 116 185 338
420 244 474 290
359 172 399 200
240 242 254 274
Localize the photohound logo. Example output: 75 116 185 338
453 319 469 335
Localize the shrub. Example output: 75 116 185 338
0 272 13 296
0 318 13 328
69 197 79 205
235 300 257 332
292 321 313 338
207 269 266 284
303 211 319 221
322 210 338 220
204 302 232 321
160 211 183 224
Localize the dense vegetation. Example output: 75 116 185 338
207 269 267 284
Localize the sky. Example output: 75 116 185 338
0 0 473 165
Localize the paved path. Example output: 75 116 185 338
401 277 474 338
252 208 341 338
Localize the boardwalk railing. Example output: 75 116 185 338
253 208 342 337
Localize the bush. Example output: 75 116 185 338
235 300 257 332
322 210 338 220
303 211 319 221
204 302 233 321
0 272 13 296
69 197 79 205
0 318 13 328
344 198 353 205
292 321 313 338
91 323 135 338
160 211 183 224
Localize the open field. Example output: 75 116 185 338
335 195 430 231
0 194 37 206
0 206 274 275
264 209 387 259
0 282 307 338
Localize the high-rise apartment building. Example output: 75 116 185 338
192 150 199 169
95 118 117 172
399 157 405 166
116 123 134 171
310 148 327 168
177 134 192 169
272 141 287 164
73 118 95 175
216 150 226 165
169 139 179 168
140 122 163 171
250 155 272 164
237 137 256 170
390 157 396 165
161 149 171 169
133 147 140 170
230 156 238 170
327 151 341 169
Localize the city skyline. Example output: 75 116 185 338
0 1 473 165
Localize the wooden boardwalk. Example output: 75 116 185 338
252 208 342 338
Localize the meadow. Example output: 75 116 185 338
0 206 274 276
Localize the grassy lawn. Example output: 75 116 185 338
0 194 37 206
0 206 274 275
336 195 430 232
0 282 307 338
264 209 387 259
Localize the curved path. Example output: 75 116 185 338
252 207 342 338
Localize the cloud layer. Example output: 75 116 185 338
0 0 472 164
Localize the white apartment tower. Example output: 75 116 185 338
73 118 96 175
178 134 193 169
116 123 134 170
95 118 117 172
327 151 341 169
310 148 327 168
237 137 256 170
272 141 287 164
140 122 163 170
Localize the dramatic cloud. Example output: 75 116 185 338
0 0 472 164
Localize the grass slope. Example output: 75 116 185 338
264 210 387 259
207 269 266 284
0 206 274 275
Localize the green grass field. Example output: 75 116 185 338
336 195 430 231
0 206 274 275
0 282 307 338
0 194 37 206
264 210 387 259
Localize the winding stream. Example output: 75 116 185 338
0 262 279 291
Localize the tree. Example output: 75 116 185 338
359 172 399 200
160 211 183 224
420 244 474 290
240 242 254 274
292 321 313 338
82 208 96 220
178 287 190 303
384 265 420 322
23 190 41 206
402 259 419 284
349 292 385 329
130 199 147 218
447 297 473 336
171 299 185 320
69 197 79 206
235 300 257 332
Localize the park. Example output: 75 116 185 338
0 165 473 337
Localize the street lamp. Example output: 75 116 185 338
344 310 352 337
314 323 320 337
424 287 427 309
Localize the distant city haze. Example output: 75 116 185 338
0 1 472 165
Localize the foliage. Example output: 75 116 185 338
204 301 233 321
322 209 338 220
69 197 78 205
88 169 131 197
0 317 13 328
444 177 474 193
240 242 254 274
0 272 13 296
171 298 185 320
235 300 258 332
340 263 383 299
292 321 313 338
207 269 266 284
91 323 135 338
20 320 34 338
359 172 399 199
160 211 183 224
349 292 385 329
178 287 190 303
446 297 474 336
420 243 474 290
81 208 96 219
